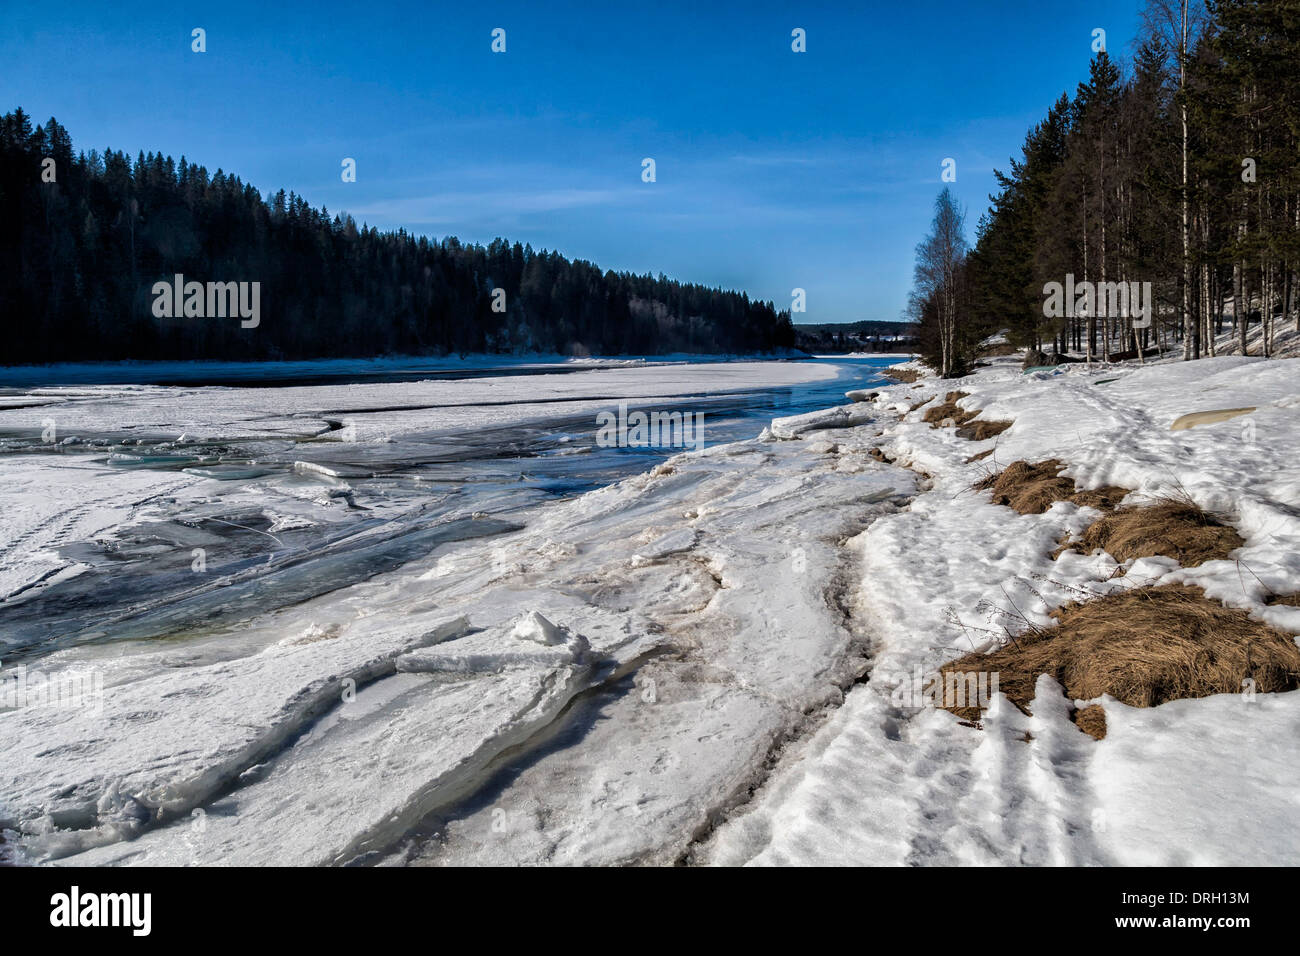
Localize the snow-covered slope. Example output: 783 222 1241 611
4 353 1297 866
702 354 1300 865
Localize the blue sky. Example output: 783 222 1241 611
1 0 1142 323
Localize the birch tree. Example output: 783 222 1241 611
912 188 968 377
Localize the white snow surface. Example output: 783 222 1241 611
1 358 905 866
700 353 1300 866
3 353 1298 866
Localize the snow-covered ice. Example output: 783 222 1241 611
3 352 1298 866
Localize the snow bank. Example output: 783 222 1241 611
8 351 1296 867
704 354 1300 866
765 403 876 439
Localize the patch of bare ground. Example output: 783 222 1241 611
974 459 1129 515
941 584 1300 733
922 391 972 426
908 397 932 412
921 391 1013 440
1064 498 1244 567
1266 593 1300 607
957 419 1013 441
965 448 994 463
1071 704 1108 740
885 366 922 383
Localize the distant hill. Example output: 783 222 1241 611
0 108 795 364
794 320 918 353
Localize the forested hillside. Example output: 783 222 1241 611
794 320 917 353
911 0 1300 374
0 110 794 364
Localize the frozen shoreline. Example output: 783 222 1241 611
702 352 1300 866
2 379 915 866
0 359 847 634
0 350 813 388
3 352 1298 866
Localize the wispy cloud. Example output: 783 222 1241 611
346 186 639 225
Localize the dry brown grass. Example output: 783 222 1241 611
958 419 1013 441
922 391 972 427
920 391 1012 440
1071 704 1108 740
975 459 1129 515
965 448 994 463
1266 593 1300 607
1067 498 1244 567
1070 487 1129 510
886 367 922 383
941 584 1300 727
908 397 932 412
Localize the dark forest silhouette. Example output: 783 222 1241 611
0 109 795 365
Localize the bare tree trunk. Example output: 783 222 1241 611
1083 219 1094 367
1100 138 1110 363
1286 264 1295 337
1294 200 1299 333
1262 257 1273 359
1242 267 1252 355
1214 273 1224 342
1127 268 1144 364
1202 260 1214 357
1234 213 1248 355
1179 1 1193 361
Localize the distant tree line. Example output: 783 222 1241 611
910 0 1300 375
794 320 917 354
0 109 794 364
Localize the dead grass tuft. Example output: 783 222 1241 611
1070 487 1128 511
1071 704 1108 740
1068 498 1244 567
958 419 1013 441
923 391 973 427
975 459 1129 516
886 367 922 383
920 392 1013 441
942 584 1300 726
1266 593 1300 608
965 448 994 463
976 459 1070 513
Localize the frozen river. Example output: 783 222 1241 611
1 353 916 866
0 356 895 665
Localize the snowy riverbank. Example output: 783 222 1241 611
2 352 1297 865
1 366 911 865
0 350 813 388
703 352 1300 865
